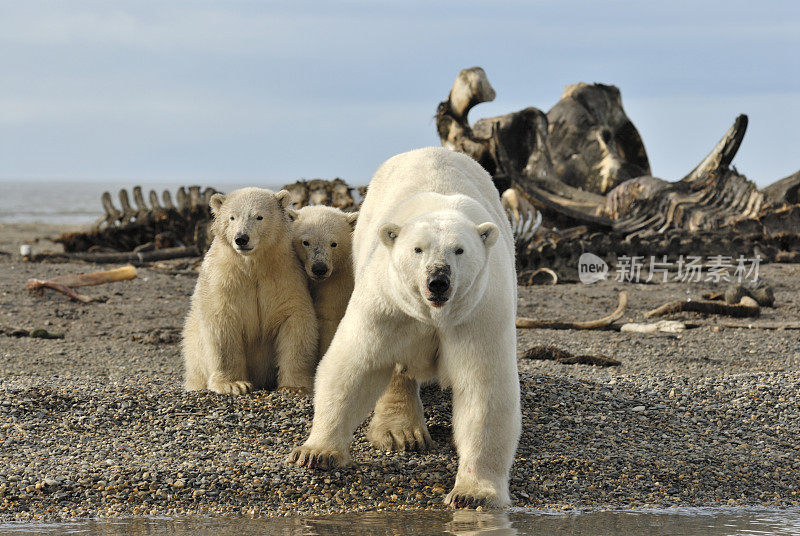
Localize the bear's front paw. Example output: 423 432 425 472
444 485 503 509
286 445 351 470
208 379 253 395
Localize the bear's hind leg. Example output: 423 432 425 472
367 367 436 452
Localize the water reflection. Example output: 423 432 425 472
1 508 800 535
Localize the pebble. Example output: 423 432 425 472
2 251 800 521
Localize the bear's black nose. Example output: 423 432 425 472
311 261 328 278
427 273 450 294
234 233 250 247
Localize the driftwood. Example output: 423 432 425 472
526 267 558 285
516 291 627 329
709 322 800 330
620 321 688 334
522 345 621 367
33 246 200 265
26 265 137 303
644 298 760 319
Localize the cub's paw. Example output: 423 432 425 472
208 380 253 395
367 413 436 452
444 485 503 509
286 445 351 469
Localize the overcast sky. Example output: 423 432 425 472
0 1 798 186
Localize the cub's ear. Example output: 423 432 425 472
285 208 298 222
379 223 401 248
476 222 499 248
209 193 225 215
346 211 359 229
275 189 294 210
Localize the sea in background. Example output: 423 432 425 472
0 180 280 226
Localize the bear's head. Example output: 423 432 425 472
209 187 293 256
379 211 498 322
288 205 358 281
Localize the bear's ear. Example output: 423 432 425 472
275 190 294 210
379 223 401 248
346 211 359 229
209 193 225 215
285 208 298 222
476 222 499 248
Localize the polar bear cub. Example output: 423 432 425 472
288 206 358 359
182 187 318 395
288 147 521 508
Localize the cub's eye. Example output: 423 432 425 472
230 216 235 221
331 242 337 248
455 247 464 255
414 247 422 254
256 215 263 221
302 240 310 247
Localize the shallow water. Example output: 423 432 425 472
2 508 800 536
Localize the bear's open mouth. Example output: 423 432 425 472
236 246 254 253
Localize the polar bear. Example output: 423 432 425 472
288 147 521 508
182 187 318 395
288 206 358 359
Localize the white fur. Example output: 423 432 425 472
289 147 521 508
288 205 358 359
182 187 318 395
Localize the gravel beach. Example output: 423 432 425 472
1 222 800 521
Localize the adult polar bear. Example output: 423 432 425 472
289 147 521 508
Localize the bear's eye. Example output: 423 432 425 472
256 215 263 221
455 247 464 255
230 216 235 221
331 242 337 248
414 247 422 254
302 240 310 247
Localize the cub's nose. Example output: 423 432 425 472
427 273 450 294
311 261 328 278
234 233 250 247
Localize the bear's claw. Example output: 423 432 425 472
286 446 350 470
444 487 502 509
367 411 437 453
449 494 485 509
208 380 253 395
371 428 436 453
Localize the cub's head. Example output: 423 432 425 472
209 187 292 256
379 211 498 321
288 206 358 281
